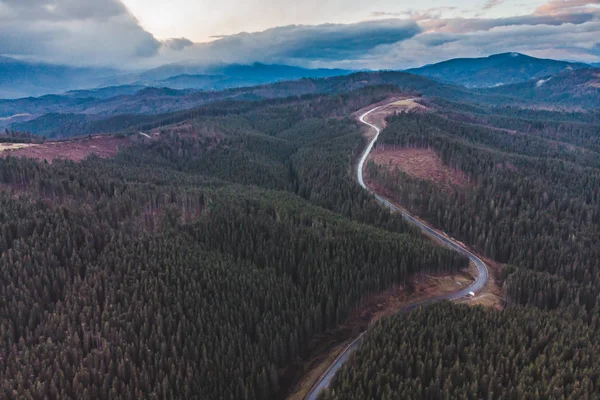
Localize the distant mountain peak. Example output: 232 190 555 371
487 67 600 109
406 52 590 88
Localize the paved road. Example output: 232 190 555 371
305 104 489 400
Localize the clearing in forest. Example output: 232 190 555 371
0 136 127 163
368 147 469 189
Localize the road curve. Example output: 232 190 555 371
305 104 489 400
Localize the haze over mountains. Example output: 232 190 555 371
0 56 117 99
2 52 598 100
0 56 352 99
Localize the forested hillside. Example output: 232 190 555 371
5 69 600 400
0 88 467 399
484 67 600 109
2 71 499 138
367 103 600 293
321 95 600 398
321 302 600 400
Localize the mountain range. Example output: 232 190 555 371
146 64 353 91
2 53 599 138
484 67 600 108
2 72 470 135
406 52 590 88
138 62 352 84
3 52 598 100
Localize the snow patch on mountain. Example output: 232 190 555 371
536 78 551 87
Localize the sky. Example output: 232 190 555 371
0 0 599 70
120 0 546 41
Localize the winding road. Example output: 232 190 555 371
305 103 489 400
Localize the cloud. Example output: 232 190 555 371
1 0 599 70
371 7 458 21
0 2 420 68
0 0 161 66
371 11 403 18
150 19 422 69
421 12 597 33
483 0 505 10
183 1 600 69
211 20 421 61
535 0 600 15
162 38 194 51
0 0 127 20
361 19 600 70
0 0 194 67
